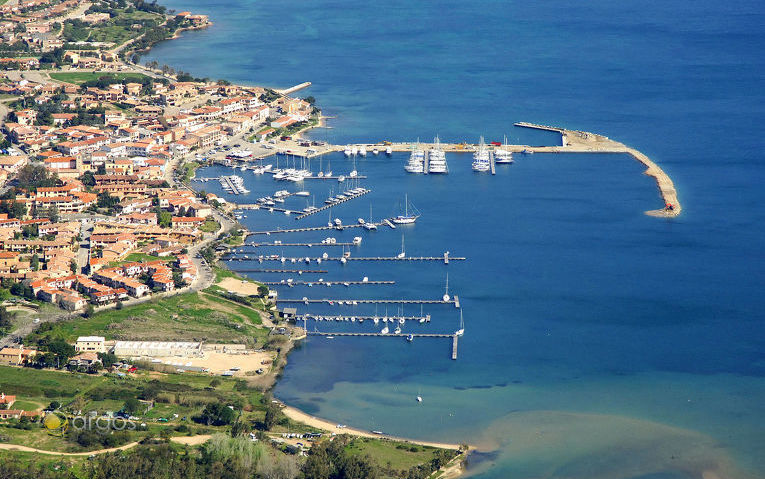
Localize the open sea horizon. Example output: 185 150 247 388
146 1 765 478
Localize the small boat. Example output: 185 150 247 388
344 146 352 157
407 334 414 342
326 336 335 340
397 234 406 259
385 146 392 155
443 273 450 302
381 325 389 335
372 148 379 155
455 310 465 337
359 146 367 156
394 326 402 334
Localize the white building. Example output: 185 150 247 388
75 336 106 353
113 341 203 358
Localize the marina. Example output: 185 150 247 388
228 268 328 273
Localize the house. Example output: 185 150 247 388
74 336 106 353
0 347 37 366
0 392 15 407
68 351 101 367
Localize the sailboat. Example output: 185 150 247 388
455 310 465 337
494 135 514 164
416 388 422 402
442 272 450 302
392 194 420 224
397 234 406 259
363 204 377 230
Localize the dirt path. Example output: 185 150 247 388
170 435 212 446
0 441 139 456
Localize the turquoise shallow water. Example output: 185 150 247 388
149 1 765 477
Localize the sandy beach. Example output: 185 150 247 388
218 277 262 296
280 403 464 451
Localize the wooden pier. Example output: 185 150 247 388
452 335 459 360
263 280 395 286
295 189 370 220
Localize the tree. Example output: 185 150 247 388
123 398 142 416
115 301 124 310
97 352 118 368
70 260 78 274
48 401 60 410
16 164 58 190
263 402 281 431
83 303 95 318
209 378 221 388
197 402 236 426
30 254 39 271
158 211 172 228
0 306 13 332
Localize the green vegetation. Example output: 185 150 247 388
200 218 220 233
27 291 265 345
49 71 151 85
180 161 199 182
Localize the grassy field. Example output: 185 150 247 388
49 71 150 85
345 437 444 475
29 291 265 345
200 219 220 233
0 365 257 452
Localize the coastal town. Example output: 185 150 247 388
0 0 696 478
0 0 470 477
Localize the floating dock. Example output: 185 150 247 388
295 189 370 220
243 242 359 248
248 224 375 236
276 298 460 306
230 255 464 264
297 314 431 323
308 332 455 338
227 268 328 273
452 335 459 360
263 280 395 286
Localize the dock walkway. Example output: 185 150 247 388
295 189 370 220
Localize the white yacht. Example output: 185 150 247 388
405 144 425 173
359 146 367 156
344 146 352 157
385 146 393 156
472 136 491 172
428 136 448 174
494 135 514 164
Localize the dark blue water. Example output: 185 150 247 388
149 1 765 477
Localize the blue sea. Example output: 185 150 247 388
146 1 765 478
